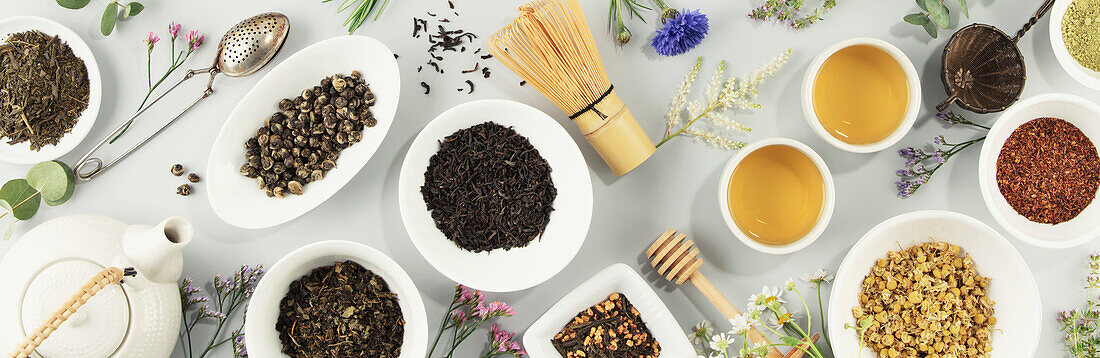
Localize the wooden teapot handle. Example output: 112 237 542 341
8 267 135 358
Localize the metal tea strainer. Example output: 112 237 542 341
74 12 290 180
936 0 1056 114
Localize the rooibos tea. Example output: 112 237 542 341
0 30 90 150
420 122 557 253
996 117 1100 224
276 260 404 358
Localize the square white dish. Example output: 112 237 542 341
523 263 695 357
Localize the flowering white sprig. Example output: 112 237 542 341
659 49 792 150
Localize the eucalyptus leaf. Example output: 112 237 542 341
923 21 939 38
916 0 928 11
927 0 950 28
123 2 144 18
0 179 40 221
905 13 931 25
26 161 75 206
56 0 91 9
958 0 969 18
0 201 14 240
101 2 119 36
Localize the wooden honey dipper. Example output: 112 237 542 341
646 229 819 358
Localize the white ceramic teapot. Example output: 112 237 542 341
0 215 192 358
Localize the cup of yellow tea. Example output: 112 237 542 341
802 38 921 153
718 138 835 255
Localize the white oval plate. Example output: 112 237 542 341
244 240 428 358
398 99 593 292
0 16 102 164
207 35 399 229
523 263 696 357
978 93 1100 248
828 210 1041 357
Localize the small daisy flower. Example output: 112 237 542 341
729 314 753 335
801 269 834 283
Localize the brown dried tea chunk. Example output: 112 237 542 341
0 30 90 150
996 117 1100 224
552 293 661 358
420 122 556 253
276 260 404 358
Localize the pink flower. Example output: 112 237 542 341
450 309 467 325
185 30 205 50
489 324 526 356
168 21 181 39
474 301 516 319
144 32 160 52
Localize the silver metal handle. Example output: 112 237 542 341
73 68 219 181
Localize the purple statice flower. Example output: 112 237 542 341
198 303 227 320
232 329 248 358
932 135 946 145
169 21 182 39
931 150 946 164
650 9 709 57
185 30 205 50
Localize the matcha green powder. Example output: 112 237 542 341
1063 0 1100 72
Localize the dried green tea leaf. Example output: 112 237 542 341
0 31 90 150
26 161 75 206
0 179 40 220
905 13 930 25
123 2 143 18
101 2 119 36
56 0 91 9
923 21 939 38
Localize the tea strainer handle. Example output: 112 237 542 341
1012 0 1057 42
73 68 218 181
7 267 136 358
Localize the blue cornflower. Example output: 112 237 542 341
650 9 709 57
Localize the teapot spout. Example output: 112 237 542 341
122 216 193 283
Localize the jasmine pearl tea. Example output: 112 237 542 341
726 145 825 245
812 44 909 145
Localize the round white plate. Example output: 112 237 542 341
1049 0 1100 90
978 93 1100 248
828 210 1041 357
398 99 593 292
244 240 428 358
206 35 399 229
0 16 102 164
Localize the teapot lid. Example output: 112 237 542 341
21 260 129 358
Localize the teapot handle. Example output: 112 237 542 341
8 267 136 358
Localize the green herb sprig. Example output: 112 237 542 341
0 161 76 239
1059 252 1100 357
608 0 651 46
903 0 970 38
55 0 144 36
748 0 838 29
324 0 392 34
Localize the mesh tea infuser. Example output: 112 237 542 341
74 13 290 180
936 0 1056 114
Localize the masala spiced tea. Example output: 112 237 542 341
725 144 826 246
811 44 910 145
0 30 90 150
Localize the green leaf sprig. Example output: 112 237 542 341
56 0 144 36
323 0 392 34
608 0 651 46
904 0 969 38
0 161 76 239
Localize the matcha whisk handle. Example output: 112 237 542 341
73 68 217 181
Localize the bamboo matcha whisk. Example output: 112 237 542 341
488 0 656 176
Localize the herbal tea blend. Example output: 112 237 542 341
276 260 404 358
853 241 996 357
552 293 661 357
421 122 557 253
996 117 1100 224
240 71 377 198
1062 0 1100 72
0 30 90 150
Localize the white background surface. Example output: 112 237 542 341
0 0 1094 356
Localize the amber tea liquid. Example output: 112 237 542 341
727 145 825 245
812 44 909 145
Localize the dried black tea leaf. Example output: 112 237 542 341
0 30 90 150
276 260 405 358
420 122 557 253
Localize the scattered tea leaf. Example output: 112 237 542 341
56 0 91 9
26 161 75 206
123 2 144 18
904 13 930 25
101 2 119 36
0 179 40 221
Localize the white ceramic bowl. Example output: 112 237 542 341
523 263 695 357
978 93 1100 248
398 99 593 292
828 210 1041 357
244 240 427 357
718 138 835 255
1050 0 1100 90
207 35 398 229
0 16 101 164
801 37 921 153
